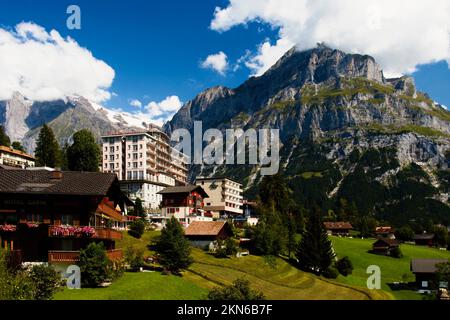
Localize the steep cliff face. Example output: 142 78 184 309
165 45 450 224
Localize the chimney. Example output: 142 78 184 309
50 169 63 180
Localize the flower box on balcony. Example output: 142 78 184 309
50 225 96 238
0 224 17 232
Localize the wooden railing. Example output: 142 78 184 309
106 249 123 261
48 249 123 263
94 228 123 240
48 226 123 240
48 251 80 263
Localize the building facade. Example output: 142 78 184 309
0 146 35 169
101 126 188 211
0 170 132 269
158 185 210 227
195 177 243 218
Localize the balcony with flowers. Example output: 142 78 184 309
48 225 122 240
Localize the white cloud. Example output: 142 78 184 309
244 38 294 76
144 95 183 123
201 51 229 75
0 22 115 102
129 99 142 108
211 0 450 77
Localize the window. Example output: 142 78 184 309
127 172 132 180
133 153 138 160
133 145 138 152
26 213 43 223
422 281 428 288
133 162 138 169
109 147 114 153
132 136 139 143
109 155 115 161
61 214 73 225
60 239 74 251
139 153 143 158
116 146 119 151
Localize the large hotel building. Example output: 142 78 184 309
101 126 188 211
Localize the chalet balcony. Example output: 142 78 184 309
48 249 123 263
48 226 123 240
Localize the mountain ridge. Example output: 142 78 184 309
164 45 450 225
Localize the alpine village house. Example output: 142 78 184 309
0 169 133 270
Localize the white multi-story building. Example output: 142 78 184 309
101 126 188 211
195 177 243 218
0 146 35 169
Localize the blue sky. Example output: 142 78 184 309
0 0 449 122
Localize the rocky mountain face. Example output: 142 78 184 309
165 45 450 225
0 94 147 153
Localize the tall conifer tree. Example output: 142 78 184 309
35 124 61 168
296 208 335 274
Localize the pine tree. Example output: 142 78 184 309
35 124 61 168
0 126 10 147
11 141 25 152
67 129 101 172
296 208 335 274
155 217 193 274
134 198 146 218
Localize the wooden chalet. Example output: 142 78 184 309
413 233 436 246
323 222 353 236
184 221 233 249
158 185 209 226
372 238 399 256
0 169 133 266
411 259 449 292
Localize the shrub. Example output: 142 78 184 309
128 219 146 239
125 246 145 272
225 238 238 256
28 264 61 300
79 242 110 287
0 251 35 300
336 256 353 276
323 266 339 279
395 226 415 242
390 247 403 258
208 279 265 300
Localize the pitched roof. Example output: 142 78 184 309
0 170 118 196
411 259 449 274
157 185 208 198
185 221 229 237
413 233 436 240
376 226 393 233
324 222 353 230
373 238 399 247
0 145 35 160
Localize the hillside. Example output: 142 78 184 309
165 45 450 226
